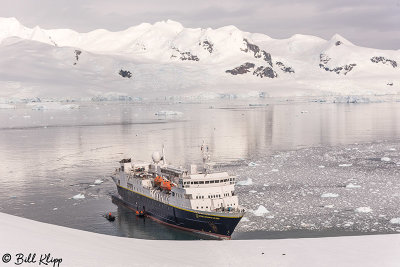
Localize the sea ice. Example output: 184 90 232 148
248 162 258 167
253 205 270 216
346 183 361 188
0 103 15 109
249 190 257 193
355 207 372 213
237 178 253 186
241 217 250 222
381 157 391 162
94 179 103 185
72 193 85 199
155 110 183 116
321 193 339 198
339 164 352 167
390 218 400 224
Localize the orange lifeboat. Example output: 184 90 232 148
154 176 163 186
160 180 174 191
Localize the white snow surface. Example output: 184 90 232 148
321 193 339 198
390 218 400 224
1 212 400 267
0 17 399 101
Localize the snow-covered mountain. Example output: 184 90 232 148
0 17 399 102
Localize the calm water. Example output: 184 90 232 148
0 100 399 239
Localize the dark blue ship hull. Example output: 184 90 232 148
114 185 243 239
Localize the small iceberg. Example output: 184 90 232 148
321 193 339 198
339 163 352 167
94 179 103 185
390 218 400 224
72 193 85 200
155 110 183 116
346 183 361 188
253 205 270 216
355 207 372 213
381 157 391 162
248 162 258 167
237 178 253 186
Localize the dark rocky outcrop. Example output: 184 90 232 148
241 39 273 67
276 61 295 73
253 66 277 78
119 69 132 78
226 63 255 75
73 49 82 65
319 53 356 75
335 41 342 46
172 47 199 61
371 56 397 68
199 40 214 53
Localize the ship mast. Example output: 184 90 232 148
201 140 211 172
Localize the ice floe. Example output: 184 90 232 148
248 162 258 167
339 163 352 167
381 157 391 162
94 179 104 185
390 218 400 224
72 193 85 200
252 205 270 216
321 193 339 198
236 178 253 186
346 183 361 188
355 207 372 213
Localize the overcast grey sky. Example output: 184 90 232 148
2 0 400 49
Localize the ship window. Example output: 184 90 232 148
191 182 193 184
210 180 214 184
205 181 209 184
215 180 219 183
199 181 204 184
194 181 199 184
201 206 203 209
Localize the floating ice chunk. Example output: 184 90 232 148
321 193 339 198
237 178 253 186
53 208 58 211
355 207 372 213
94 179 103 185
324 205 334 208
381 157 391 162
318 165 325 168
72 193 85 199
23 115 31 119
346 183 361 188
0 104 15 109
155 110 183 116
241 217 250 222
301 111 309 113
249 190 257 193
248 162 258 167
253 205 270 216
389 148 396 151
390 218 400 224
339 163 352 167
271 169 279 172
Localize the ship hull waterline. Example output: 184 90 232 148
113 185 243 239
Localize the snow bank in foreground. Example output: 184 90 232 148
1 212 400 267
236 178 253 186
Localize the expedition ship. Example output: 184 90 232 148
111 143 245 239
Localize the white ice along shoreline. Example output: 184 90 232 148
1 212 400 267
